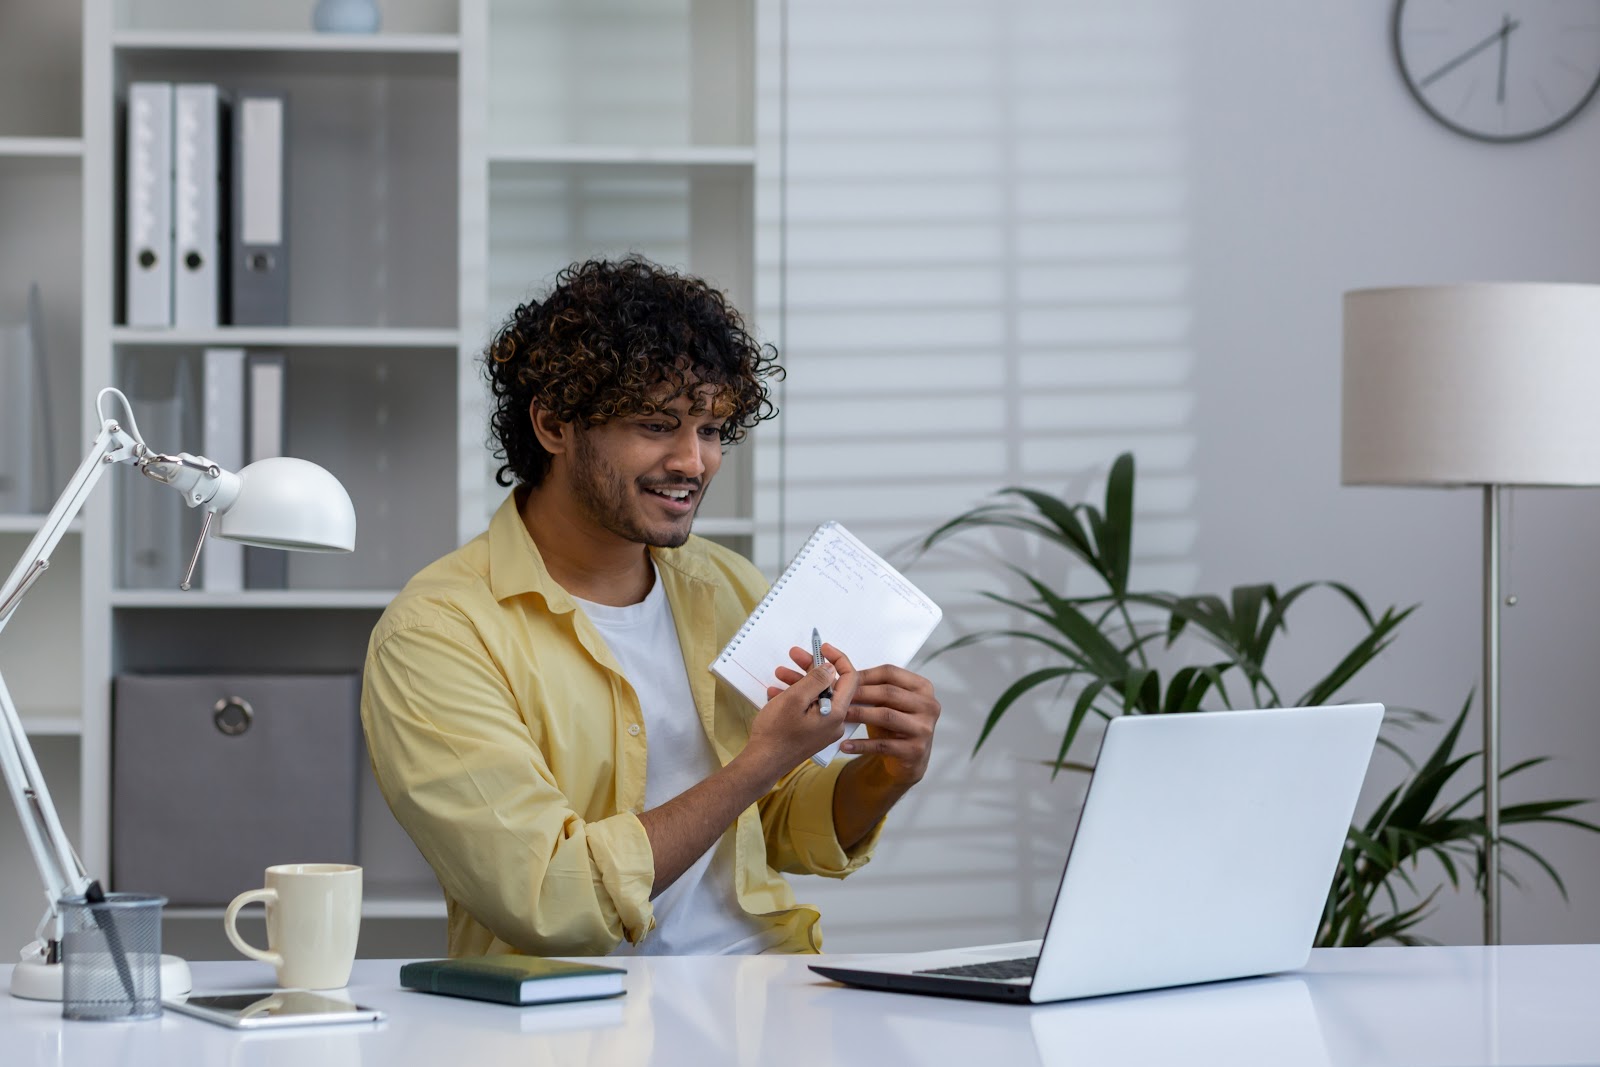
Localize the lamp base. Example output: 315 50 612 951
9 953 192 1001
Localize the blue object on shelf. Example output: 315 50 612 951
313 0 381 34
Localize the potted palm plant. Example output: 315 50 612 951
919 452 1599 946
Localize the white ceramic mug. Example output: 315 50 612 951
223 863 362 989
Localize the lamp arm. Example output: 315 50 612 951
0 676 84 954
0 415 144 953
0 421 140 631
138 452 241 514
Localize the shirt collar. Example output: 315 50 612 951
486 487 720 607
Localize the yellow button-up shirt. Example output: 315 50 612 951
361 491 881 957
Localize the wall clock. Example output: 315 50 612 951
1392 0 1600 142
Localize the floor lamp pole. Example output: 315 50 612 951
1482 484 1502 946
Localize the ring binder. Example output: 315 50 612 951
174 84 226 328
125 82 174 327
231 94 289 326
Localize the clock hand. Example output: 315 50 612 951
1419 17 1521 89
1497 13 1510 104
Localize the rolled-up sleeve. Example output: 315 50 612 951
361 619 655 955
758 756 885 878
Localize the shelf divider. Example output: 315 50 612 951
488 144 757 168
112 30 461 55
111 590 398 610
0 137 85 159
111 326 460 349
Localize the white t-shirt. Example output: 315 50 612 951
574 567 784 956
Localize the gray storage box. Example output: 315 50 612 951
112 673 361 906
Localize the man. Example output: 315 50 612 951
362 256 942 957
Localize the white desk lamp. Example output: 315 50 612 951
1 387 356 1000
1342 283 1600 945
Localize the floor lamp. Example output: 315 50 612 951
1 387 357 999
1341 282 1600 945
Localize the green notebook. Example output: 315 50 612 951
399 955 626 1006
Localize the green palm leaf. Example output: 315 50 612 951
917 451 1600 947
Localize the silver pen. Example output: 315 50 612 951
812 627 832 715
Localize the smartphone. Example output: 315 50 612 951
163 989 386 1029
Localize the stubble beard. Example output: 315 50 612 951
570 430 697 549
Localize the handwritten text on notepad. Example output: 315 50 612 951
813 537 941 617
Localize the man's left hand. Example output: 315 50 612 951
774 644 940 789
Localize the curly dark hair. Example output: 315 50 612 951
484 256 783 488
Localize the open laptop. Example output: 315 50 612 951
810 703 1383 1004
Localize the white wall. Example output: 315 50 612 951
1187 1 1600 946
760 0 1600 951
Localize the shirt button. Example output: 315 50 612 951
627 724 641 736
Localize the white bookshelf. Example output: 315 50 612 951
165 888 444 922
109 4 459 36
463 0 758 547
110 31 460 80
0 516 82 534
1 0 759 956
111 326 460 348
109 590 400 609
488 144 758 167
18 712 84 738
359 890 448 921
692 518 758 538
0 137 85 161
111 30 462 54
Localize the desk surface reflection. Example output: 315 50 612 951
3 944 1597 1066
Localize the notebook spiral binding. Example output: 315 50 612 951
716 521 837 657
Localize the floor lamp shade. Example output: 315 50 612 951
1342 283 1600 488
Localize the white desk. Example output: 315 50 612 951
3 945 1597 1066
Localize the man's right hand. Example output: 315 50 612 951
637 655 856 899
744 656 857 784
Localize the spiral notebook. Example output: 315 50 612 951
711 522 942 766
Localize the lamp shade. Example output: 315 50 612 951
1342 283 1600 487
217 457 357 552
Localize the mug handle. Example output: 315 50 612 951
224 888 282 968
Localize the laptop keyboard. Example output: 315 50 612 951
915 955 1038 982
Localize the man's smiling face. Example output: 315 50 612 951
566 385 728 549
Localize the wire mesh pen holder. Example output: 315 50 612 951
59 892 167 1020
